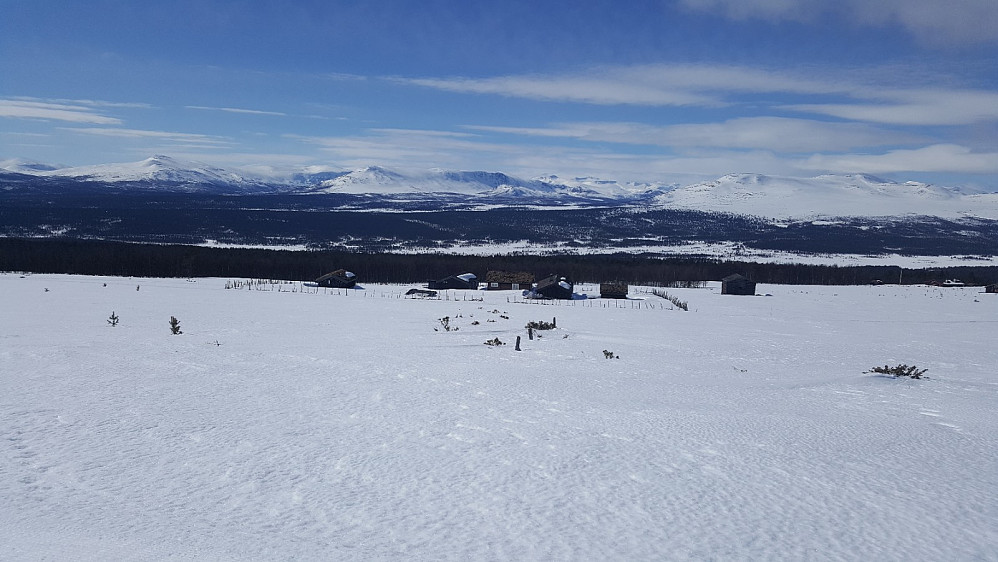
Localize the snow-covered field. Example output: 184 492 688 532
2 274 996 560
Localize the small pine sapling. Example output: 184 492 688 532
169 316 182 335
107 311 119 327
866 364 927 379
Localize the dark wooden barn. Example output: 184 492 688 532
484 270 535 291
721 274 756 295
428 273 479 290
600 282 629 299
534 274 574 300
986 283 998 294
315 269 357 288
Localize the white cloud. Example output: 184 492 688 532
470 117 918 152
63 127 231 146
401 64 845 108
785 89 998 126
404 63 997 129
288 129 519 171
186 105 287 117
678 0 998 45
0 99 122 124
804 144 998 174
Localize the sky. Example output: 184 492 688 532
2 0 998 188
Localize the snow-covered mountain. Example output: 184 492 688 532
655 173 998 220
17 155 278 192
0 158 60 173
301 166 588 197
3 156 998 219
534 174 678 199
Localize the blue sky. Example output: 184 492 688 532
2 0 997 187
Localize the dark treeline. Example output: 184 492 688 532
2 237 997 286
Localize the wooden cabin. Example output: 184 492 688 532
986 284 998 294
533 274 574 300
484 271 535 291
315 269 357 288
428 273 479 290
721 274 756 295
600 282 629 299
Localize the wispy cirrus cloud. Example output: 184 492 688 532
679 0 998 46
403 63 998 129
805 144 998 174
186 105 287 117
400 64 845 107
0 99 123 124
62 127 231 146
287 128 514 170
470 117 920 152
784 89 998 126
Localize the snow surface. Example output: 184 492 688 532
2 274 997 560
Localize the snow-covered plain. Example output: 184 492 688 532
2 274 996 560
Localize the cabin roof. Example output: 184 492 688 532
316 269 355 282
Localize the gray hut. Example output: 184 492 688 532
721 274 756 295
484 270 535 291
315 269 357 288
600 282 628 299
533 274 574 300
428 273 479 290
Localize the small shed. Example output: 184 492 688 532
428 273 479 290
484 270 535 291
600 282 629 299
986 283 998 293
721 274 756 296
534 274 574 300
315 269 357 288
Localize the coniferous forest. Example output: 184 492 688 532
2 237 996 287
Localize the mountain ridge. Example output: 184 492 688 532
3 156 997 220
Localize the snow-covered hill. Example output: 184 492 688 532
3 274 996 559
0 158 60 173
656 173 998 220
21 155 277 192
302 166 594 198
3 156 998 219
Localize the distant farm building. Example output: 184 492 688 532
428 273 479 290
721 274 756 296
600 282 629 299
315 269 357 288
484 271 535 291
986 284 998 293
405 288 437 298
533 274 574 300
